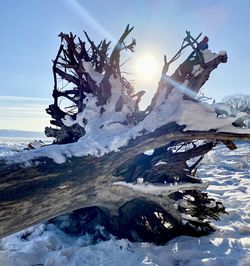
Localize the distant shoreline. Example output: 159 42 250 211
0 129 45 138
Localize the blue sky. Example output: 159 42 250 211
0 0 250 131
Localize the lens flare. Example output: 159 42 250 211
135 54 160 82
63 0 116 43
162 76 197 99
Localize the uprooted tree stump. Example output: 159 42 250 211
1 25 250 244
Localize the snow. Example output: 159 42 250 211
0 137 50 157
113 181 209 196
81 59 104 86
0 139 250 265
27 140 44 149
191 64 204 77
201 49 227 63
136 177 144 184
2 83 250 165
212 102 232 117
1 59 250 166
143 149 155 155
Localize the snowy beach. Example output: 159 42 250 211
0 138 249 266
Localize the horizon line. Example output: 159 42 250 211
0 128 44 133
0 95 51 101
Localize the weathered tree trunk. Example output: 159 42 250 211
1 125 250 239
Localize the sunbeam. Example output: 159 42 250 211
162 75 198 100
63 0 116 43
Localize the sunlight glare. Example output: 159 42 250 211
134 54 159 82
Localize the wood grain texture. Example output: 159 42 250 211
1 122 250 238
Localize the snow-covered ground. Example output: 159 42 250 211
0 138 250 266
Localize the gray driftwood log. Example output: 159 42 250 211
1 124 250 239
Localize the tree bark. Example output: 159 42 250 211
1 123 250 238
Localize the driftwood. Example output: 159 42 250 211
1 26 250 243
1 126 250 240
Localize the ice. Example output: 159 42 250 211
0 139 250 265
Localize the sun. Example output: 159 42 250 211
134 54 159 82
